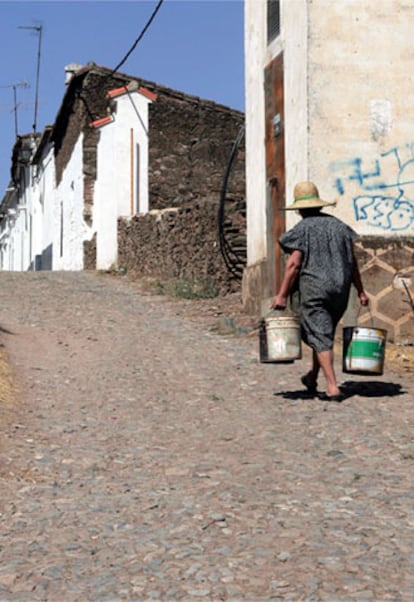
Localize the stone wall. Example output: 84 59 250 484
118 198 243 294
116 85 246 294
83 234 96 271
147 93 245 209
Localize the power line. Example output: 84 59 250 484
109 0 164 76
81 0 165 95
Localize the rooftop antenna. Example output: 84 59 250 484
0 81 29 137
18 24 43 133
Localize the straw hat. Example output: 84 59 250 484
283 181 336 210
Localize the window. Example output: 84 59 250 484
267 0 280 43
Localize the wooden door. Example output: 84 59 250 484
264 53 285 293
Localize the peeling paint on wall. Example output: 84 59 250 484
370 99 392 141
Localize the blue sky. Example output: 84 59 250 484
0 0 244 193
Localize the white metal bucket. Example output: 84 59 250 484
342 326 387 375
259 314 302 363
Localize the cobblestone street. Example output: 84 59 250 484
0 271 413 601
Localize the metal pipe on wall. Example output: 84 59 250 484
130 128 134 216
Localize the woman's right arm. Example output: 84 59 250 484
271 249 303 309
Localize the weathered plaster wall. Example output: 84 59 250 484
308 0 414 237
282 0 308 229
304 1 414 341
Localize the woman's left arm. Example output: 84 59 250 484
352 253 369 306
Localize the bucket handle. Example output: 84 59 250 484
349 305 374 370
266 298 299 319
355 304 375 328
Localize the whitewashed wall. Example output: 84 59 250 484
244 0 267 265
2 166 31 271
0 198 17 270
244 0 309 266
93 89 152 270
32 145 56 269
54 135 87 270
8 211 24 270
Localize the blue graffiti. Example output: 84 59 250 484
332 157 385 195
354 195 414 231
330 145 414 232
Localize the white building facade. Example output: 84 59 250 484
0 81 155 272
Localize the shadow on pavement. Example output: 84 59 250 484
276 390 318 401
276 380 405 401
0 325 14 335
340 380 405 398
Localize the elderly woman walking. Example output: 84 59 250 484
272 181 369 401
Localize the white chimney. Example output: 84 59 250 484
65 63 82 85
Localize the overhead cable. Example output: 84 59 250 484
76 0 164 99
109 0 164 76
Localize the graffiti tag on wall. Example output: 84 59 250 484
330 144 414 232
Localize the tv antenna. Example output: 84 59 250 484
18 24 43 133
0 81 30 137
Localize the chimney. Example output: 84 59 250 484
65 63 82 85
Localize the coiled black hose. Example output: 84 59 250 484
218 124 246 279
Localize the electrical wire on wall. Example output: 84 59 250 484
218 124 246 279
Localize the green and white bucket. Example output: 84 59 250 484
342 326 387 375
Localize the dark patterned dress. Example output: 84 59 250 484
279 214 357 353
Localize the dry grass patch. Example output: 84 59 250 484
0 345 19 423
385 341 414 374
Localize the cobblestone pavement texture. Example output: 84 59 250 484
0 271 413 602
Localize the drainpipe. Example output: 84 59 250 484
130 128 134 216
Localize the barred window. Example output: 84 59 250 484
267 0 280 43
